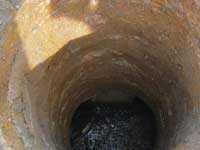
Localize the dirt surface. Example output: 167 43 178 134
1 0 200 150
0 0 21 45
0 1 24 149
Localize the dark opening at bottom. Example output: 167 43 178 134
70 96 157 150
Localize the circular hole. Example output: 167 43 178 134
70 95 157 150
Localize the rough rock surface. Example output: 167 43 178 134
0 0 200 150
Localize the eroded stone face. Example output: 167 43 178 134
1 0 200 150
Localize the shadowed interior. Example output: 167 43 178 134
70 95 157 150
24 27 200 149
25 34 196 149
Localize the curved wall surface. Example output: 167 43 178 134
0 0 200 150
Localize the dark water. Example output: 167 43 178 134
70 97 157 150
